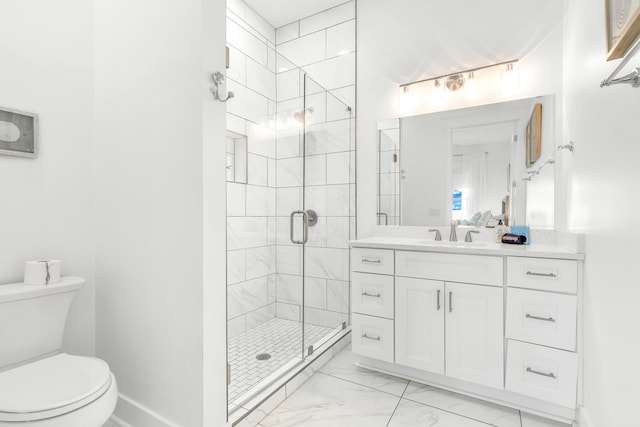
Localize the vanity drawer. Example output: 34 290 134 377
396 251 503 286
352 313 394 363
351 248 394 275
352 272 394 319
506 340 578 408
507 257 577 294
506 288 577 351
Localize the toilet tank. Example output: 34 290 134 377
0 276 84 369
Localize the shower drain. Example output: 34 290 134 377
256 353 271 361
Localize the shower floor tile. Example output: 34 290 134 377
228 317 334 404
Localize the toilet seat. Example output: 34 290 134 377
0 353 111 422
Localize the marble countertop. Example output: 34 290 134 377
349 236 585 260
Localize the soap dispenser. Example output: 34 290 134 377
495 220 508 243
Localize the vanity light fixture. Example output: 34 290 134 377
399 60 518 105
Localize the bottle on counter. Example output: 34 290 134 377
495 220 508 243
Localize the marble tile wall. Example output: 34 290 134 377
226 0 356 338
227 0 278 339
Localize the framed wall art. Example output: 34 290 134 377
526 103 542 167
0 107 38 158
606 0 640 60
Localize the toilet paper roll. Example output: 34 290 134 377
24 260 61 285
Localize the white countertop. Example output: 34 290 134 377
349 236 585 260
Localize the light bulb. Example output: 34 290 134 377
466 71 479 96
432 79 445 105
502 63 518 94
400 85 419 112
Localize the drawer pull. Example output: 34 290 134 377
362 257 382 264
362 333 381 341
449 291 453 313
437 289 441 311
526 313 556 323
526 367 557 379
526 271 557 278
361 291 381 298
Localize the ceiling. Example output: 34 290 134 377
243 0 348 28
359 0 567 85
240 0 567 87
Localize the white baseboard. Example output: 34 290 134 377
113 393 181 427
109 414 133 427
577 406 592 427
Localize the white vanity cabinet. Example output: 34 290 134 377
505 256 580 409
445 281 504 388
394 251 504 388
350 241 583 424
351 248 396 363
395 277 445 374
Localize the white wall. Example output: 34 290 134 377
0 0 95 357
94 0 227 426
563 0 640 425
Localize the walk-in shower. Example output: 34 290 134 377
226 64 354 409
225 0 356 415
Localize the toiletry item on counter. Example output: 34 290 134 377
494 220 509 242
24 260 61 285
510 225 531 245
502 233 527 244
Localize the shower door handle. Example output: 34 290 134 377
290 210 309 245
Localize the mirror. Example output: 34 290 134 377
377 95 555 227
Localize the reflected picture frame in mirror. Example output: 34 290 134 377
526 103 542 167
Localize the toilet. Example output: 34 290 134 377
0 277 117 426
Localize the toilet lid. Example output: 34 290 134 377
0 353 111 421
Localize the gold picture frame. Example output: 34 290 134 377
606 0 640 60
526 104 542 167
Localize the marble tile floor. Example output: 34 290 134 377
255 346 572 427
228 317 334 404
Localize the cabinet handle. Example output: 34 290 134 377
449 291 453 313
526 367 556 379
437 289 441 311
362 333 381 341
526 313 556 323
526 271 557 278
361 291 381 298
362 257 382 264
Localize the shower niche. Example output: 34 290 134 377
225 130 247 184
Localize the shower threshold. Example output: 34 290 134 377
228 321 350 426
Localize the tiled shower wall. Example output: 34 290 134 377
226 0 356 338
273 2 356 330
226 0 278 339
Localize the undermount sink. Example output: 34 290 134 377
415 240 489 248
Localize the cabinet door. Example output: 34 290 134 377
395 277 445 374
445 282 504 389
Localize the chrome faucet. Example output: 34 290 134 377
428 229 442 241
465 230 480 242
449 220 458 241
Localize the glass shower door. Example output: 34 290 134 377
301 74 354 355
